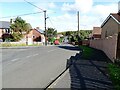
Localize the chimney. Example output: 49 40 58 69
118 1 120 15
10 19 12 24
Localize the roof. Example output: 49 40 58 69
101 13 120 27
111 13 120 22
0 21 10 29
37 29 44 34
92 27 101 35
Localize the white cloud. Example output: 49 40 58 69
61 3 76 13
75 0 93 13
49 2 56 8
60 1 118 31
62 0 93 13
91 3 118 18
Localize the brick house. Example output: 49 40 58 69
22 29 45 45
0 21 10 41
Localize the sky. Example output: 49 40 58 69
0 0 119 32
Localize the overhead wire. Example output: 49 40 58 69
24 0 44 11
0 11 43 19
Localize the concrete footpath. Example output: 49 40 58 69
48 48 114 89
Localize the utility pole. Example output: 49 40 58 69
77 11 80 37
77 11 80 45
44 10 47 46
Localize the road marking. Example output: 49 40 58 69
11 58 20 62
19 49 27 51
32 54 39 57
47 49 57 52
26 55 33 58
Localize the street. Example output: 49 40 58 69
2 44 79 88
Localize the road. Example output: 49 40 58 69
2 44 79 88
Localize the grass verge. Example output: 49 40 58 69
0 43 42 47
79 45 110 61
108 63 120 90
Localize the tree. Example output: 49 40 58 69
46 27 57 43
10 17 31 34
10 17 31 41
46 27 57 37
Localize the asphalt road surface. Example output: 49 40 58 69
2 44 79 88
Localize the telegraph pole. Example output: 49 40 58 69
77 11 80 37
44 10 47 46
77 11 80 45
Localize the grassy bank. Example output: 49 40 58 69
79 45 110 61
108 63 120 90
79 45 120 90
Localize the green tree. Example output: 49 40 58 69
46 27 57 43
47 27 57 37
10 17 31 41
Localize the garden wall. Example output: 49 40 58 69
90 35 118 62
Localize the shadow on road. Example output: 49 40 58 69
57 45 80 51
66 46 113 89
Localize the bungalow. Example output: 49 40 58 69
21 29 45 45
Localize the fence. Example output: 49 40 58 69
90 35 118 62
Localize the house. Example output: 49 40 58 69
0 21 10 41
101 12 120 60
91 27 101 39
22 29 45 45
101 13 120 39
90 12 120 62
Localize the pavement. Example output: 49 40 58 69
49 47 114 90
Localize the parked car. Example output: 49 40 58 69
54 39 60 45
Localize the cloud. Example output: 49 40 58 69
61 3 76 13
49 2 56 8
92 3 118 18
75 0 93 13
23 2 118 32
61 0 93 14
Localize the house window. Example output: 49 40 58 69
105 31 107 37
33 35 35 38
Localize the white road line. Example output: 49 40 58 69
11 58 20 62
32 54 39 57
47 49 57 52
19 49 27 51
26 55 33 58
